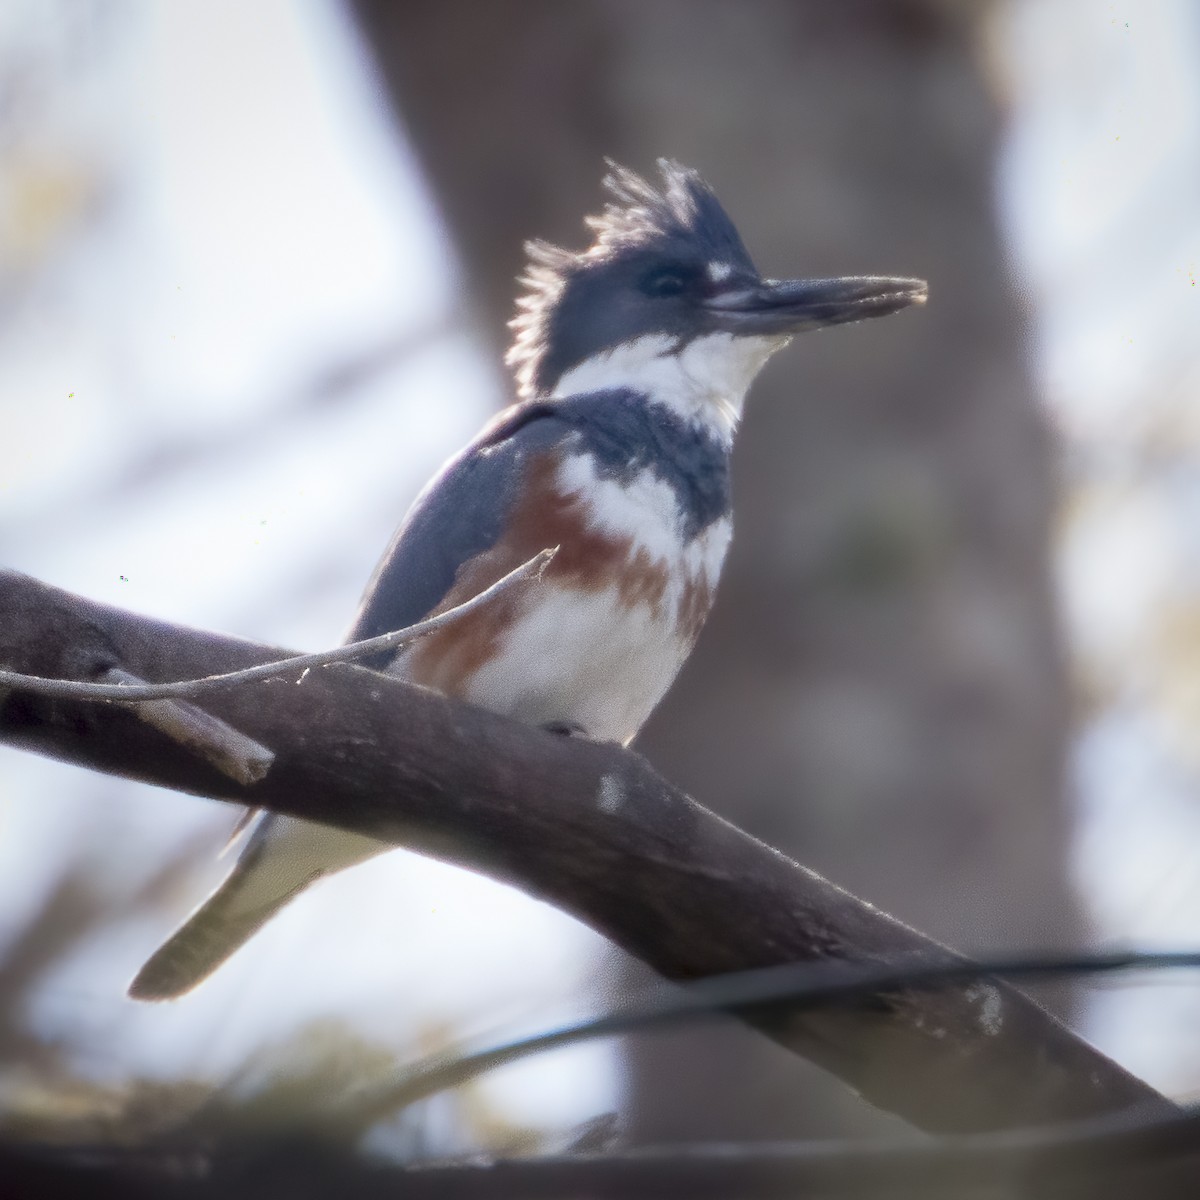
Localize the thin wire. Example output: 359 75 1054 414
336 949 1200 1126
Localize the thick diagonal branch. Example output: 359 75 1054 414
0 569 1170 1133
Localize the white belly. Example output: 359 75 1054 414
458 581 691 744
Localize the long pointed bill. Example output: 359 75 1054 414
705 275 928 336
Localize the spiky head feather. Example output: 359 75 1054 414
506 160 756 399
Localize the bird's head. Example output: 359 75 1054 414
507 159 926 437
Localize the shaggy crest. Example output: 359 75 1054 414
506 159 755 399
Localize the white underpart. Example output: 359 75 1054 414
225 815 380 912
457 587 682 743
457 454 731 745
555 331 786 443
555 454 690 560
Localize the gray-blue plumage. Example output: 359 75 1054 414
555 391 731 538
345 401 564 663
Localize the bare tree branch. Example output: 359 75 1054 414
0 550 555 702
98 665 276 786
0 550 551 787
0 569 1172 1134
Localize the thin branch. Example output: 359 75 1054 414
99 666 275 786
0 550 551 786
0 569 1174 1134
0 549 555 704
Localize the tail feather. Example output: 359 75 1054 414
128 872 306 1001
129 815 386 1001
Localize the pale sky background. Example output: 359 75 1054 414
1 0 1199 1143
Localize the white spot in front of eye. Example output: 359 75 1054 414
708 261 733 283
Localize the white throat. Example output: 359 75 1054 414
554 332 786 442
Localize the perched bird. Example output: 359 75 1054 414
129 159 926 1000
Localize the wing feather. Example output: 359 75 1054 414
345 401 569 665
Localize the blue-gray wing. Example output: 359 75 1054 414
345 402 570 667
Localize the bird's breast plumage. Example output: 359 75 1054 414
391 393 732 743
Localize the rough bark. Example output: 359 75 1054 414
0 571 1157 1136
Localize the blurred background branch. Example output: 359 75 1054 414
3 960 1200 1198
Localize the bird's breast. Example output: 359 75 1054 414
393 447 731 743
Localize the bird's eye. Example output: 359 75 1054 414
642 266 691 297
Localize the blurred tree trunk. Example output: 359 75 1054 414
349 0 1076 1142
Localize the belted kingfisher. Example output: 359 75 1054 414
129 160 926 1000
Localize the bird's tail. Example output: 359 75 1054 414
127 871 305 1001
128 815 385 1001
